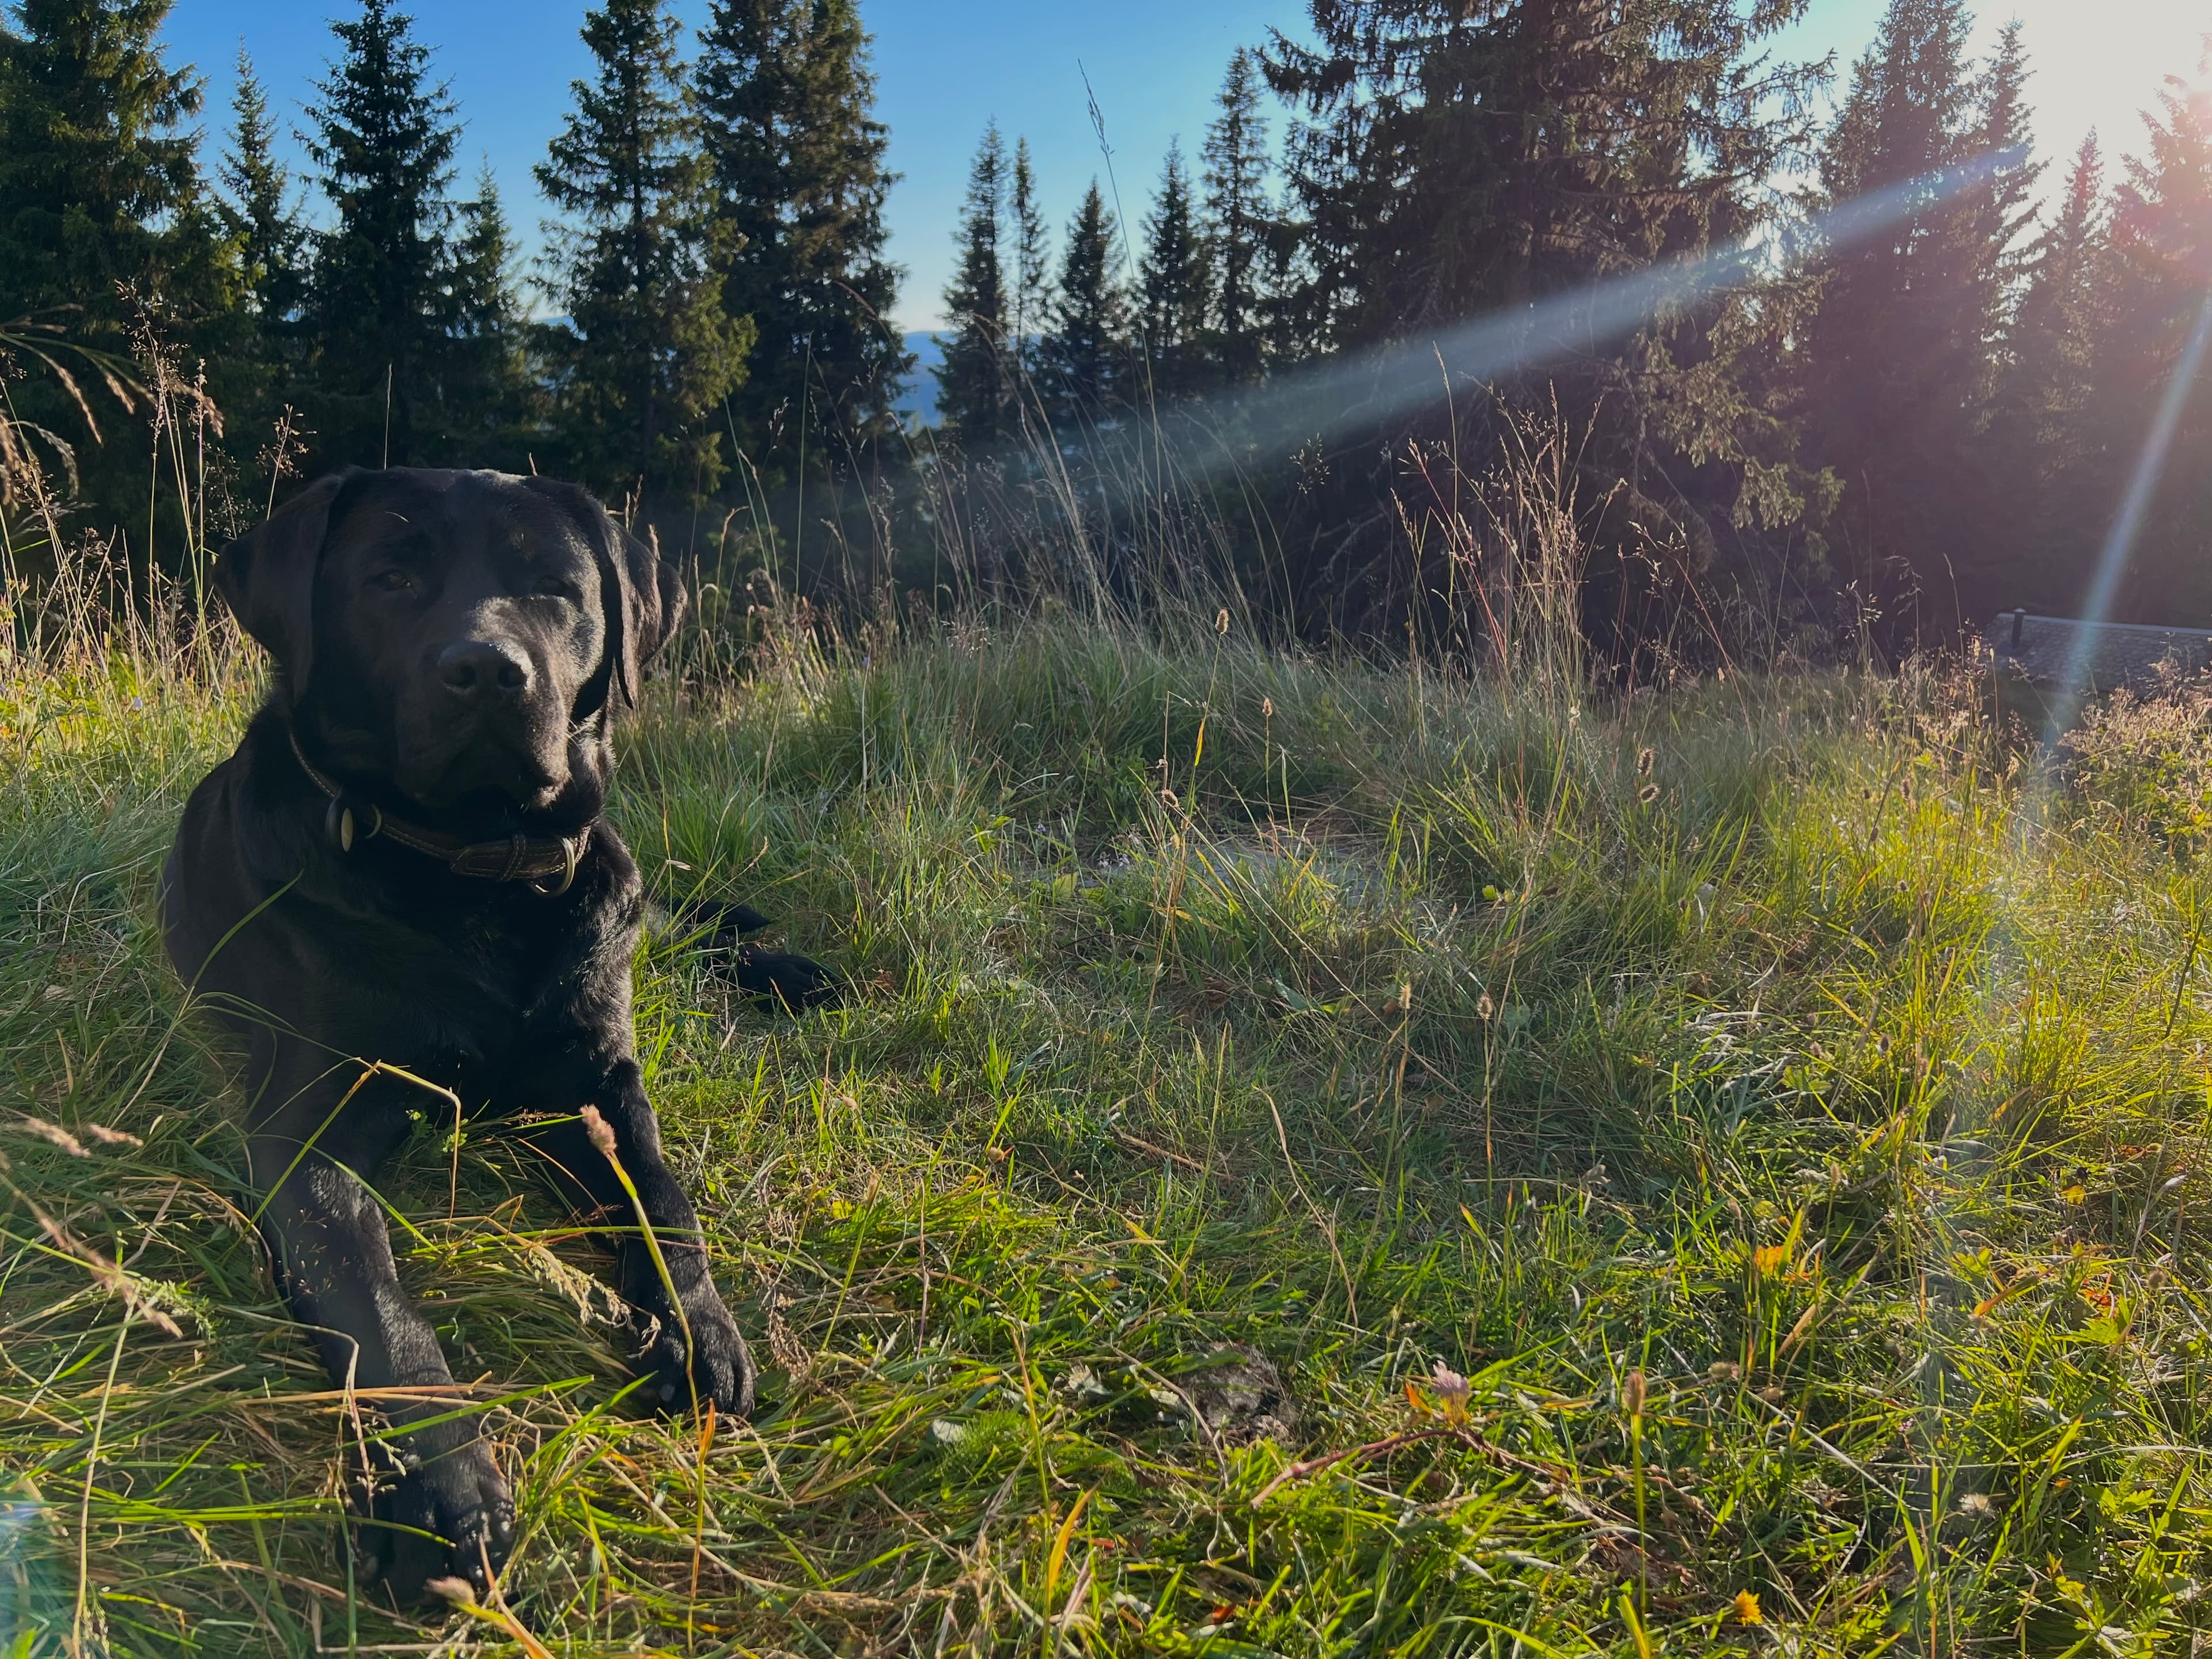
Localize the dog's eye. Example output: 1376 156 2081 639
533 578 582 603
368 569 413 592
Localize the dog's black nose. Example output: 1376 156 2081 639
437 639 531 696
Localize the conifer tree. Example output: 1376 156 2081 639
1267 1 1820 341
1138 141 1210 400
1200 47 1270 382
1009 137 1050 377
1988 134 2110 607
934 122 1013 447
304 0 461 467
1264 91 1363 361
0 0 233 527
1043 180 1130 424
696 0 907 479
2084 67 2212 620
449 166 520 344
1967 24 2041 362
537 0 751 499
1263 0 1828 635
0 0 225 328
1798 0 2040 622
213 47 309 478
2008 134 2107 431
219 48 306 334
437 162 534 464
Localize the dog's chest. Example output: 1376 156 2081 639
350 889 623 1069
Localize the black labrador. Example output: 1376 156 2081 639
162 467 831 1602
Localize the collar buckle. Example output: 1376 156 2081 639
531 838 581 897
323 794 384 854
291 721 580 895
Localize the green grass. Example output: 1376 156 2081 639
4 619 2211 1656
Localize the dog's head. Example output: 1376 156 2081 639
217 467 684 819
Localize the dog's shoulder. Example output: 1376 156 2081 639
162 703 319 982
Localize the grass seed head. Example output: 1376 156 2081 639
16 1116 86 1157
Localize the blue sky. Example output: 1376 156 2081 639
154 1 2211 334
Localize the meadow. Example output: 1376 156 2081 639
3 597 2211 1657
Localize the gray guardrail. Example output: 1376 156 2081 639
1986 610 2212 695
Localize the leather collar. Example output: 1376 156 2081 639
286 724 586 895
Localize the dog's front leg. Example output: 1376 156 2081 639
528 1058 755 1417
248 1087 513 1602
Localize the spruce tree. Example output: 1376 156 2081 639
2085 69 2212 620
934 122 1013 447
0 0 236 539
1266 1 1821 340
1990 133 2110 607
1967 23 2041 369
1043 180 1130 425
537 0 751 499
304 0 460 467
2008 134 2108 444
0 0 225 329
1200 47 1270 382
437 162 534 465
219 47 306 334
1950 20 2043 609
1798 0 2041 623
449 165 521 344
1009 137 1050 378
1263 0 1828 637
1264 90 1362 361
696 0 907 480
214 47 309 483
1138 141 1210 400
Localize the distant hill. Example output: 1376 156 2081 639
892 332 943 430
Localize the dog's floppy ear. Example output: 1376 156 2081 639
215 469 355 698
524 478 687 712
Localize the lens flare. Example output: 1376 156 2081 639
935 149 2035 622
1190 150 2027 465
949 150 2032 532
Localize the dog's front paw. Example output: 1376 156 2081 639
351 1437 514 1607
639 1296 756 1419
730 944 840 1012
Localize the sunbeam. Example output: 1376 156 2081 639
2044 288 2212 739
1193 150 2028 464
983 148 2033 527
